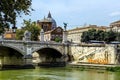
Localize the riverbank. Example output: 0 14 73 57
0 64 35 70
1 62 120 72
68 62 120 71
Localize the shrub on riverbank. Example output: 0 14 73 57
106 67 120 72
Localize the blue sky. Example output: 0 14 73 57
17 0 120 29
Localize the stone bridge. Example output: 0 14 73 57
0 40 69 67
0 40 68 55
0 39 120 69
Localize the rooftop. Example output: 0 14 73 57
68 25 107 32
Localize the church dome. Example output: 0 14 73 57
48 18 57 29
39 12 57 32
40 17 52 22
47 12 57 29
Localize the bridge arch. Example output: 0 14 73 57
0 44 24 55
33 47 62 57
32 46 63 55
0 45 25 66
32 47 63 63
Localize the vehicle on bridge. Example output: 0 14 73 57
89 40 105 44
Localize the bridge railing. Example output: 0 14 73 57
0 39 68 45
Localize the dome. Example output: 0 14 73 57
47 12 57 29
47 18 57 29
40 17 52 22
40 17 57 29
39 12 57 30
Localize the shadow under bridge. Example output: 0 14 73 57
33 48 66 67
0 46 24 69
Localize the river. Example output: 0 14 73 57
0 67 120 80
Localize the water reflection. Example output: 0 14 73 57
0 67 120 80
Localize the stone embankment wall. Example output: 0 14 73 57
69 44 119 64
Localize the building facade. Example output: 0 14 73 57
44 27 63 41
38 12 63 42
3 29 16 40
109 20 120 32
67 25 106 43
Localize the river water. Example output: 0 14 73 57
0 67 120 80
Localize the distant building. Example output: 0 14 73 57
109 20 120 32
44 27 63 41
4 29 16 40
37 12 57 32
38 12 63 42
67 25 107 43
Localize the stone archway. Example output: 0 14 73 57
0 46 24 69
32 47 65 67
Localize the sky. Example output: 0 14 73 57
16 0 120 29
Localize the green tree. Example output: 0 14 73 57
0 0 32 34
81 29 117 43
118 33 120 41
104 30 117 43
55 37 62 42
0 26 4 34
16 29 25 40
81 31 90 43
96 30 105 41
87 28 97 40
81 29 98 42
116 32 120 41
16 19 41 41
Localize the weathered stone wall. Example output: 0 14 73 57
69 44 118 64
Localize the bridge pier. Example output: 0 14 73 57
62 31 67 43
24 44 33 65
61 44 69 62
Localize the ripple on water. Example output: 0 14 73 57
15 73 65 80
1 68 120 80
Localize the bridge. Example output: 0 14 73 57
0 39 120 69
0 39 69 68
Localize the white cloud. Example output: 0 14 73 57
109 11 120 17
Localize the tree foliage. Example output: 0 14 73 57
55 37 62 42
81 28 117 43
104 31 117 43
117 33 120 41
0 0 32 34
0 26 4 34
16 19 41 41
